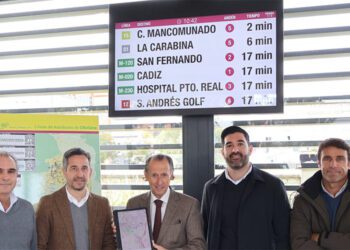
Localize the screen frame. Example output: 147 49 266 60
109 0 283 117
113 208 153 250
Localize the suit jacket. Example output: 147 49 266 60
36 187 116 250
291 171 350 250
126 189 206 250
201 167 290 250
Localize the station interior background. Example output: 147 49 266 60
0 0 350 208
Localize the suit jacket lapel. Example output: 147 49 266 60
157 190 179 243
88 193 97 246
139 192 152 228
55 187 75 248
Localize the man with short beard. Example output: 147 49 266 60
36 148 115 250
201 125 290 250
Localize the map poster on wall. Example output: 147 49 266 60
0 114 100 206
109 0 283 116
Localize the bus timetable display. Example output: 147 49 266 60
109 1 283 116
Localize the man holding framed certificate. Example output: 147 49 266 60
126 154 206 250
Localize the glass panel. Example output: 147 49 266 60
284 79 350 98
285 34 350 52
285 55 350 75
246 124 350 142
215 102 350 121
102 169 145 185
100 149 182 166
0 0 147 15
1 0 345 14
284 0 350 8
0 72 108 90
0 51 108 71
98 114 182 126
102 190 146 208
0 92 107 109
101 169 183 186
285 13 350 30
0 33 108 53
0 13 108 33
100 124 183 208
100 128 182 145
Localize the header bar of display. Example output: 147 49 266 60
116 11 277 29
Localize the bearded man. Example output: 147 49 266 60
201 125 290 250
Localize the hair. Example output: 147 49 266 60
145 154 174 173
62 147 91 170
221 125 250 145
0 151 18 169
317 138 350 161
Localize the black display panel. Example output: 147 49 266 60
109 0 283 117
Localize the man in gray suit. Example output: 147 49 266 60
127 154 206 250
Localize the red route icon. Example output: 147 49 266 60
225 82 234 90
225 38 234 47
225 53 234 61
225 96 234 105
225 24 234 32
225 67 234 76
121 100 130 109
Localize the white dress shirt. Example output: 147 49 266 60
65 186 90 207
321 180 348 198
0 192 18 213
150 187 170 230
225 164 252 185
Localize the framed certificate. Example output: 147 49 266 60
113 208 153 250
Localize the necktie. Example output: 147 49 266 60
153 199 163 243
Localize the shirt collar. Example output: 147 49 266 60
0 192 18 213
150 187 170 204
321 180 348 198
225 165 252 185
65 186 90 207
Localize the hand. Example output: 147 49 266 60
111 219 117 234
311 233 319 242
152 240 167 250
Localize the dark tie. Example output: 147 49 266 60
153 199 163 243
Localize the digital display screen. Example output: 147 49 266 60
109 0 283 116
